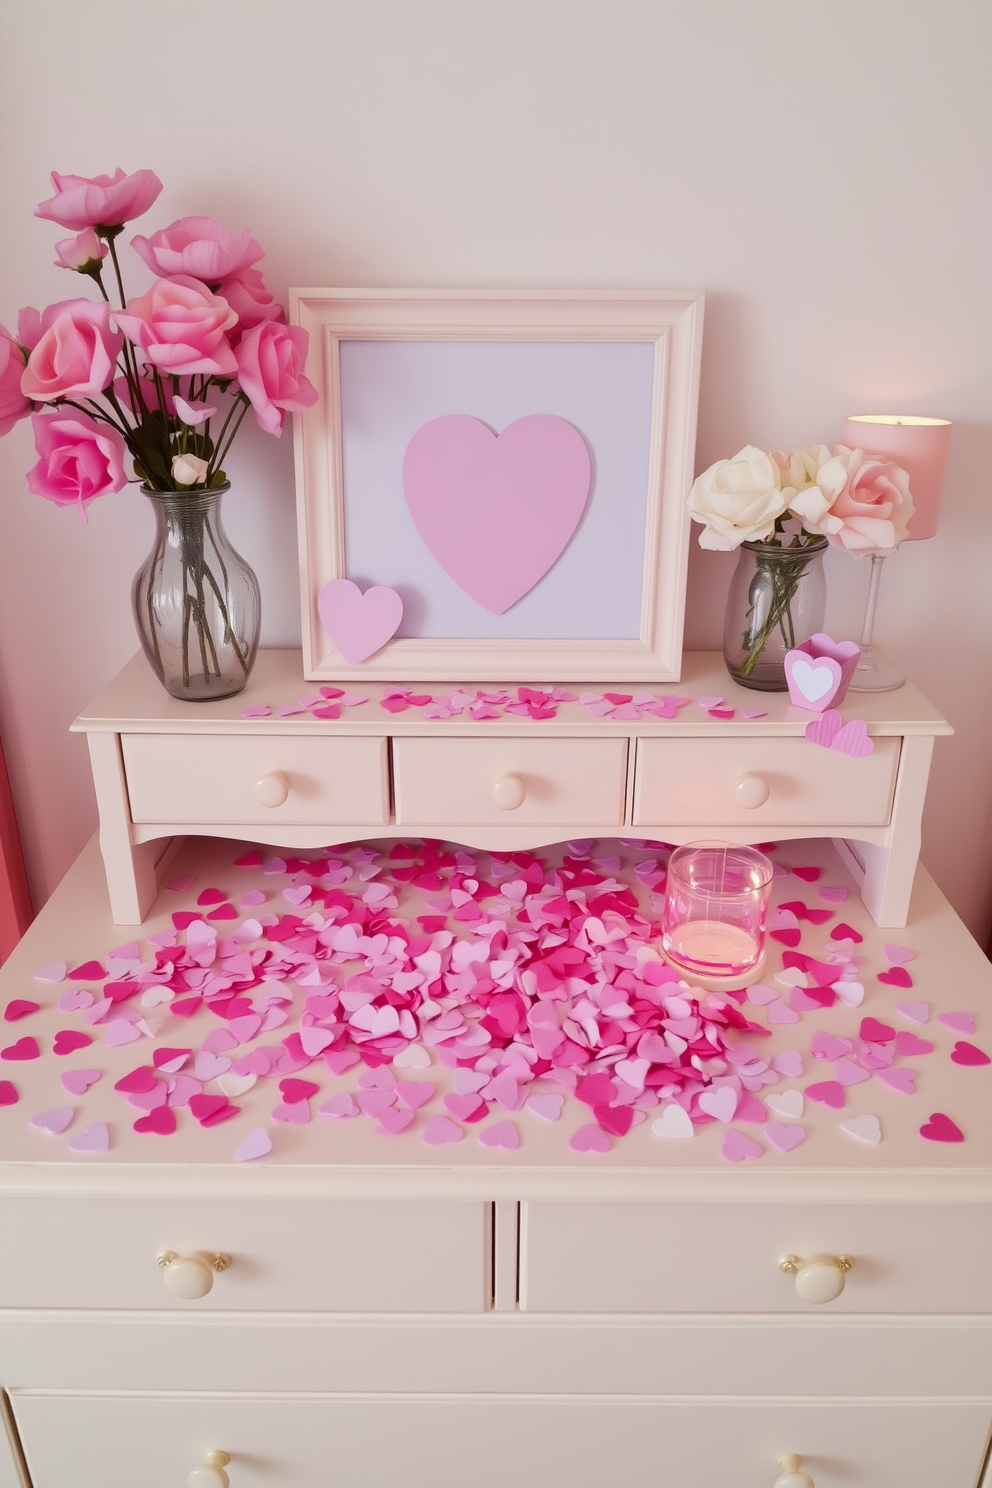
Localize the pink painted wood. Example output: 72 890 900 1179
0 733 32 962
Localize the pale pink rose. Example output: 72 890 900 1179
115 276 238 377
27 412 128 518
35 169 162 231
132 216 263 283
218 269 285 333
17 306 44 352
172 453 209 486
20 299 123 403
825 446 916 554
236 321 318 435
0 326 31 435
54 229 109 272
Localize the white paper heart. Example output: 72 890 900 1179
651 1103 694 1139
840 1113 882 1144
765 1090 804 1119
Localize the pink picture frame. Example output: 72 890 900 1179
291 289 704 682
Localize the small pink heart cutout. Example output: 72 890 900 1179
318 579 403 664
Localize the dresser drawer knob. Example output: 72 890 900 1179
773 1455 814 1488
779 1253 853 1302
735 772 770 808
158 1251 231 1299
492 773 526 811
188 1450 231 1488
255 770 290 807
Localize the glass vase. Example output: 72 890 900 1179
132 484 261 702
723 538 827 691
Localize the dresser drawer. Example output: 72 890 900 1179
12 1392 991 1488
520 1202 992 1314
122 733 388 825
392 736 628 827
633 735 900 826
0 1197 488 1312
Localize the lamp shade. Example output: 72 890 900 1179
842 415 952 540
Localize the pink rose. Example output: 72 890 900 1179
235 321 318 435
54 229 109 273
115 276 238 377
218 269 285 334
27 412 127 518
35 169 162 231
0 326 31 435
20 299 123 403
132 216 263 284
825 446 916 554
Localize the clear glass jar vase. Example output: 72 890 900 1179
131 484 261 702
723 537 827 691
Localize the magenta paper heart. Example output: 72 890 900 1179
134 1105 177 1135
832 718 874 757
785 652 843 711
951 1041 990 1066
919 1111 964 1143
318 579 402 664
402 414 591 614
805 709 842 748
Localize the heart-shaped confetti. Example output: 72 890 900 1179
479 1120 520 1150
1 1037 40 1061
765 1122 805 1152
876 1067 916 1094
938 1012 975 1034
894 1031 933 1057
33 961 67 982
395 1080 435 1110
919 1112 964 1143
568 1123 611 1153
234 1127 272 1161
105 1019 142 1048
526 1093 565 1122
319 1092 357 1119
950 1041 990 1066
765 1090 804 1119
0 1080 17 1106
806 1080 845 1109
4 999 39 1022
30 1105 75 1135
747 983 779 1007
67 1122 109 1154
134 1105 177 1135
377 1106 415 1135
895 1001 930 1024
59 988 94 1011
272 1101 310 1125
877 966 913 988
52 1029 93 1056
651 1103 693 1139
423 1115 464 1145
697 1087 737 1123
840 1114 882 1144
834 1057 870 1087
60 1068 101 1095
884 943 916 964
720 1128 762 1162
859 1017 895 1043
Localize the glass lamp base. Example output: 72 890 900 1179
848 644 906 693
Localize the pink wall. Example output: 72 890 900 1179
1 1 991 935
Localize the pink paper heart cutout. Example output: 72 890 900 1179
34 961 67 982
30 1105 75 1134
810 1032 854 1061
377 1106 415 1135
860 1016 896 1043
895 1001 930 1024
876 1066 916 1093
68 1122 109 1154
394 1080 435 1110
568 1122 612 1153
0 1080 17 1106
526 1092 564 1121
479 1119 520 1150
895 1031 933 1057
272 1101 310 1125
402 413 590 614
52 1029 93 1056
919 1112 964 1143
193 1051 231 1081
878 966 913 988
105 1020 141 1048
358 1088 398 1118
4 999 39 1022
697 1086 738 1123
806 1080 845 1109
833 1057 871 1087
746 983 779 1007
317 579 403 664
134 1105 177 1135
764 1121 806 1152
767 1001 799 1024
234 1127 272 1162
805 709 842 748
785 651 843 711
59 988 94 1011
831 718 874 757
1 1036 40 1061
319 1091 357 1118
720 1128 763 1162
951 1041 990 1066
938 1011 975 1034
884 943 916 964
422 1114 464 1145
60 1068 101 1095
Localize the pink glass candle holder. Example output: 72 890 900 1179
662 842 774 988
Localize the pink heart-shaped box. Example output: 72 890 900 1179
785 634 861 711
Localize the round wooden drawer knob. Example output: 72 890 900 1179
492 774 526 811
189 1451 231 1488
773 1455 814 1488
735 772 770 808
779 1253 853 1303
255 770 289 807
158 1251 231 1299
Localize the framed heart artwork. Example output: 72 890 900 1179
291 289 704 680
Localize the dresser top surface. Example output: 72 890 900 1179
71 649 953 738
0 831 987 1200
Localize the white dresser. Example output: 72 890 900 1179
0 812 990 1488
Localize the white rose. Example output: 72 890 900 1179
688 445 788 550
172 453 209 486
774 444 846 536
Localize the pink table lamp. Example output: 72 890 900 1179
842 415 952 691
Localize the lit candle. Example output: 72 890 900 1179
843 415 952 540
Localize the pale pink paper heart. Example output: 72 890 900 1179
272 1101 310 1125
805 709 842 748
697 1087 738 1123
833 1057 871 1087
402 413 590 614
832 718 874 757
746 983 779 1007
772 1049 804 1077
318 579 403 664
938 1012 975 1034
194 1051 231 1081
395 1080 435 1110
568 1122 611 1153
479 1119 520 1150
318 1092 358 1119
234 1128 272 1162
767 1001 799 1024
105 1019 141 1047
526 1093 564 1122
696 695 723 708
876 1067 916 1094
884 943 916 964
720 1128 762 1162
34 961 67 983
833 980 865 1008
67 1122 109 1154
422 1114 464 1146
840 1113 882 1144
765 1090 803 1119
31 1106 75 1135
764 1122 805 1152
60 1068 101 1095
377 1106 415 1135
895 1001 930 1024
59 987 94 1011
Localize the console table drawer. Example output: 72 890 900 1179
122 733 388 825
633 735 900 826
392 736 628 826
520 1202 992 1314
12 1392 991 1488
0 1196 488 1312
